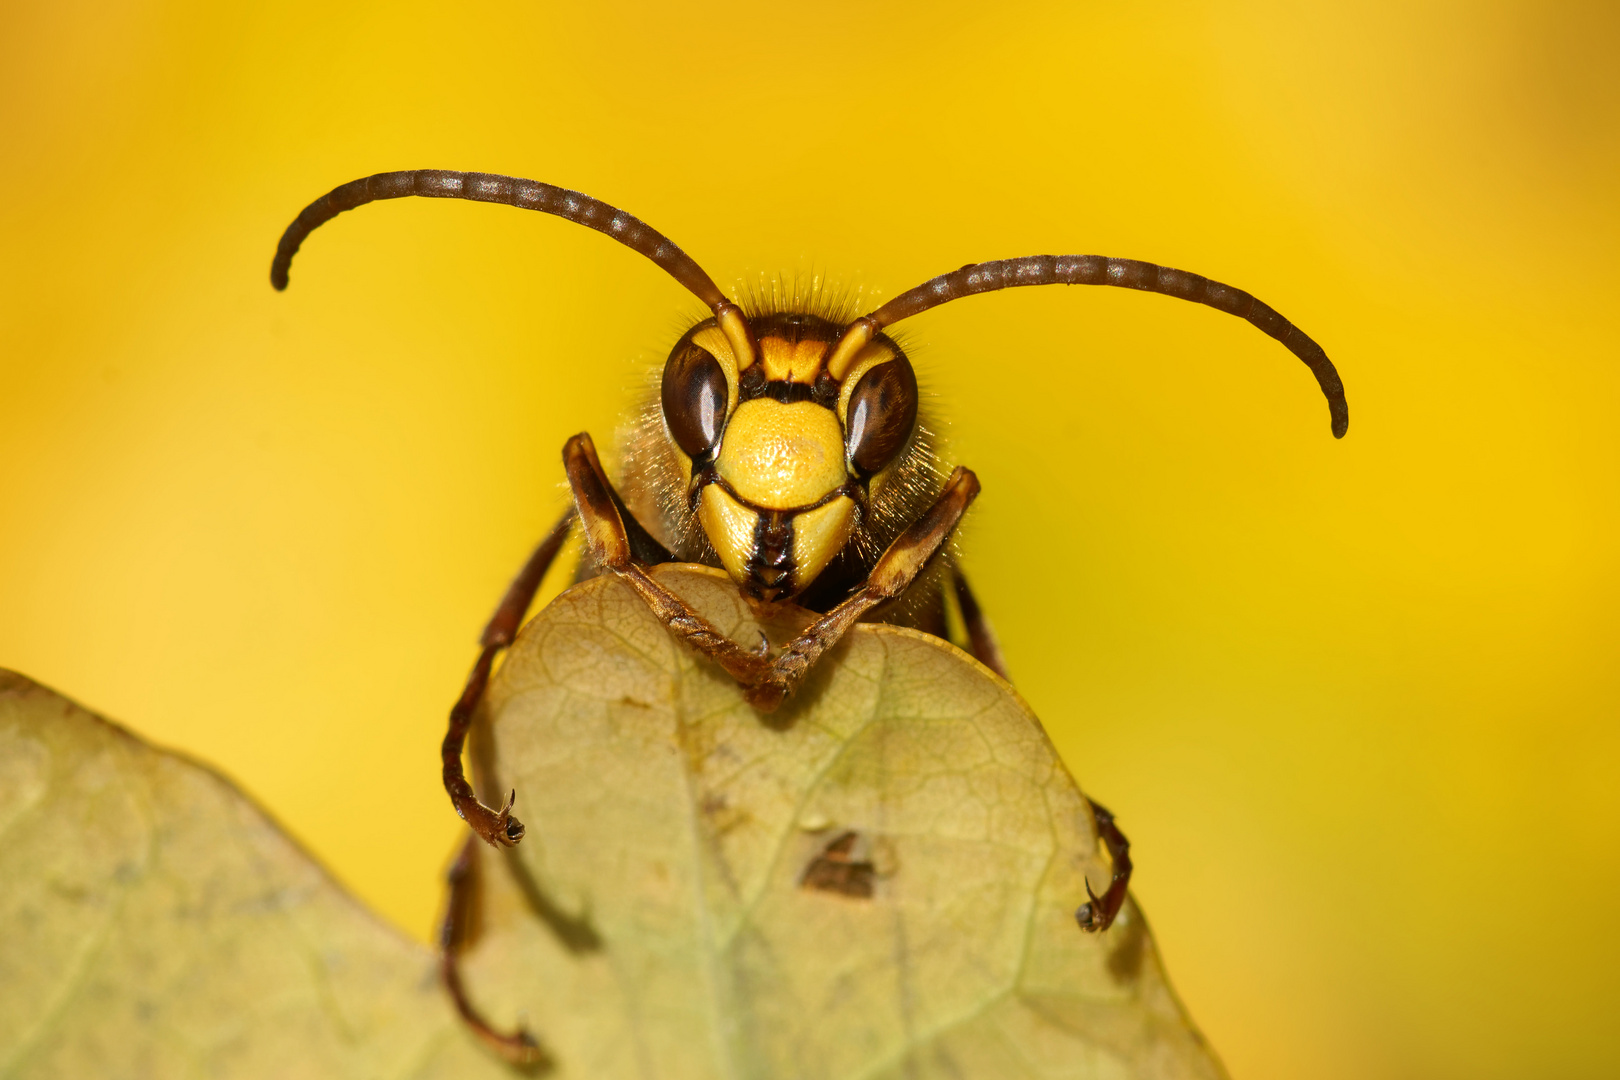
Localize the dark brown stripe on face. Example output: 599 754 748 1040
707 470 855 518
736 375 841 408
744 510 795 599
751 312 844 344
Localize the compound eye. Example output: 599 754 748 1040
661 342 729 459
845 355 918 477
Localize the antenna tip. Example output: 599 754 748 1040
1331 406 1349 439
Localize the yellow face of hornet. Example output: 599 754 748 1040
659 312 919 603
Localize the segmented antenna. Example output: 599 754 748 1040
846 255 1349 438
269 170 727 310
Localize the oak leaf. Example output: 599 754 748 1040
455 565 1223 1079
0 671 501 1080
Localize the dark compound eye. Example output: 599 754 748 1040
661 342 729 460
845 354 918 478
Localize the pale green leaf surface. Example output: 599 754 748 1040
0 564 1221 1080
0 672 501 1080
457 566 1223 1080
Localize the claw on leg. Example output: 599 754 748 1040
1075 798 1132 933
451 773 527 849
463 788 525 849
443 645 530 848
1075 880 1108 931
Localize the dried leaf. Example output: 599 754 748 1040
0 672 500 1080
1 563 1223 1079
457 566 1224 1079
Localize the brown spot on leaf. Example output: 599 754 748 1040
699 791 752 836
799 830 876 899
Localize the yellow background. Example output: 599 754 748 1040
3 2 1616 1077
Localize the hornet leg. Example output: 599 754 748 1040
1075 799 1132 933
951 567 1009 680
439 836 551 1068
442 510 572 848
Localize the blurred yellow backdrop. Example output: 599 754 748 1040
3 1 1616 1077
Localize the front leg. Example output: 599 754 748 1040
565 439 1130 933
565 435 978 714
565 433 775 689
743 466 980 710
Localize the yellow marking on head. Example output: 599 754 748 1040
759 336 832 384
690 325 732 365
824 318 877 381
789 496 855 593
687 324 741 417
715 303 758 371
715 400 847 510
834 341 896 406
697 484 757 584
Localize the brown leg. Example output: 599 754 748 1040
951 568 1009 680
564 433 774 687
566 433 1125 937
743 466 980 710
1074 798 1133 933
442 510 573 848
440 836 551 1068
565 433 980 713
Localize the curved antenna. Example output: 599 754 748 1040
827 255 1348 438
270 170 758 364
